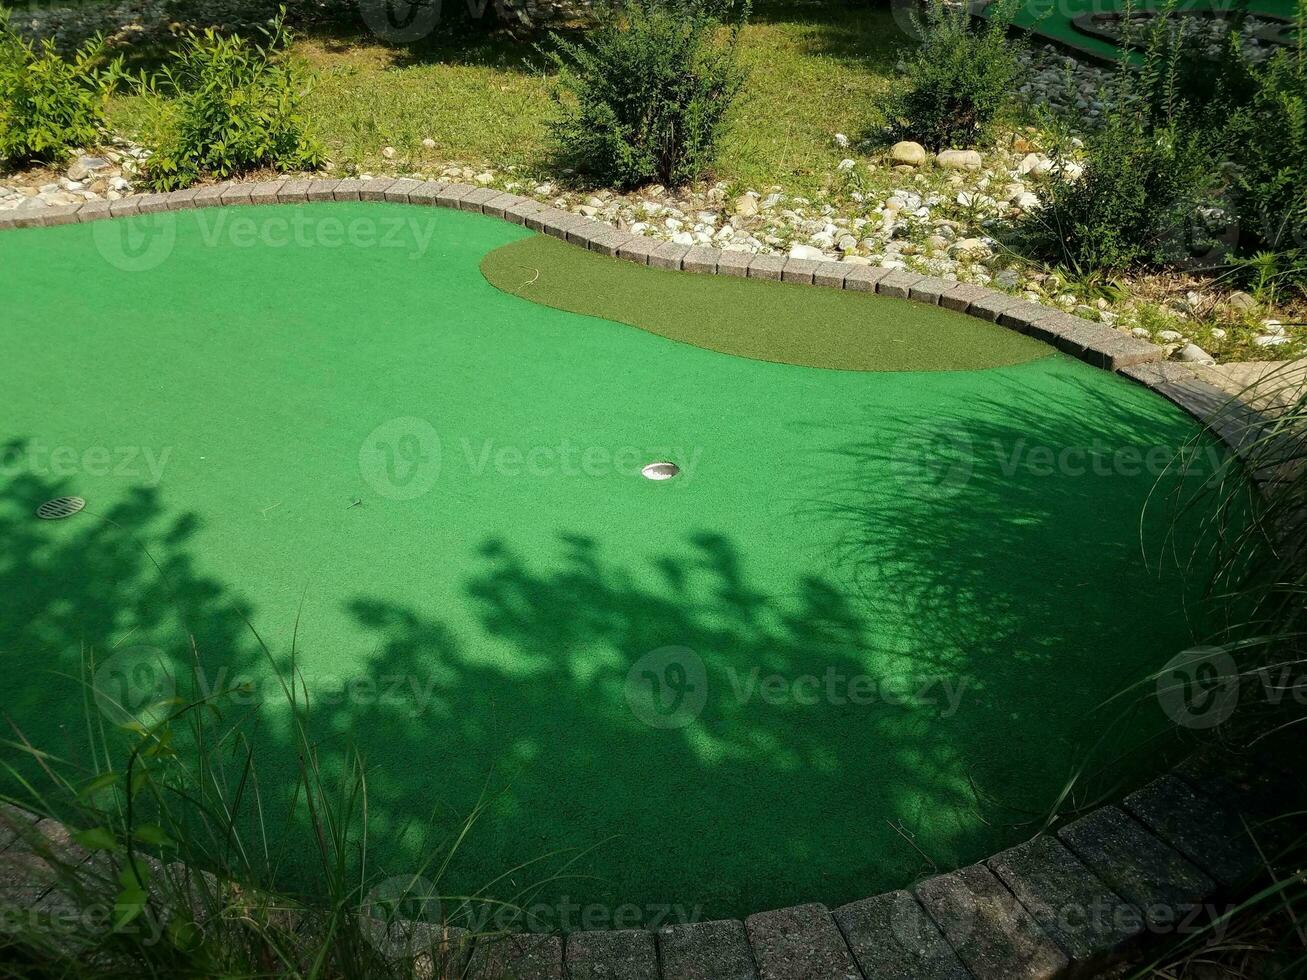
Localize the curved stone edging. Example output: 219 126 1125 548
0 177 1282 979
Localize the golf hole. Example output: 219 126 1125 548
641 461 680 481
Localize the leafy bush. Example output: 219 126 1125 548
877 0 1022 151
1014 113 1219 273
0 8 114 167
541 0 749 190
1225 5 1307 294
138 12 322 191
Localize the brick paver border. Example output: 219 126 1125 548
0 179 1282 978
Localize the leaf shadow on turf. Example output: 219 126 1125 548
0 369 1246 929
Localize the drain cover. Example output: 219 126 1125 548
36 496 86 520
641 461 680 481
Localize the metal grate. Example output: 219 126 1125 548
36 496 86 520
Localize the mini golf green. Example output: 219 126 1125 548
0 202 1229 922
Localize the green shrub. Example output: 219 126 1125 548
1225 5 1307 294
876 0 1022 151
0 8 114 167
1014 113 1219 274
541 0 749 190
138 12 322 191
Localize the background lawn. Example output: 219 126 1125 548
107 0 908 197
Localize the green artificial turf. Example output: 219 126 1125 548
0 202 1234 924
480 234 1052 373
999 0 1299 63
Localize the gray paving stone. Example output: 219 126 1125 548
780 257 821 284
715 251 752 277
164 187 201 210
303 179 340 202
938 281 991 312
907 276 955 305
1171 751 1306 854
405 181 448 206
108 197 142 218
331 177 366 201
617 237 656 265
22 203 82 227
744 904 861 980
0 804 38 850
811 261 851 288
480 191 518 218
649 241 690 270
219 183 254 206
76 199 113 222
192 183 230 208
1124 776 1261 889
539 208 582 240
587 228 632 257
988 834 1143 968
682 246 720 274
565 218 604 246
1118 361 1197 386
275 179 313 202
503 197 545 225
876 269 925 299
358 177 397 202
136 192 173 214
833 890 969 979
842 264 890 292
8 210 45 229
466 933 563 979
916 864 1068 980
382 177 425 203
1058 805 1216 930
967 290 1024 321
565 929 658 980
997 301 1057 333
373 921 471 973
1077 333 1163 370
746 253 786 281
435 182 477 208
658 919 757 980
458 186 501 212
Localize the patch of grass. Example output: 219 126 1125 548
479 231 1052 372
107 1 906 195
